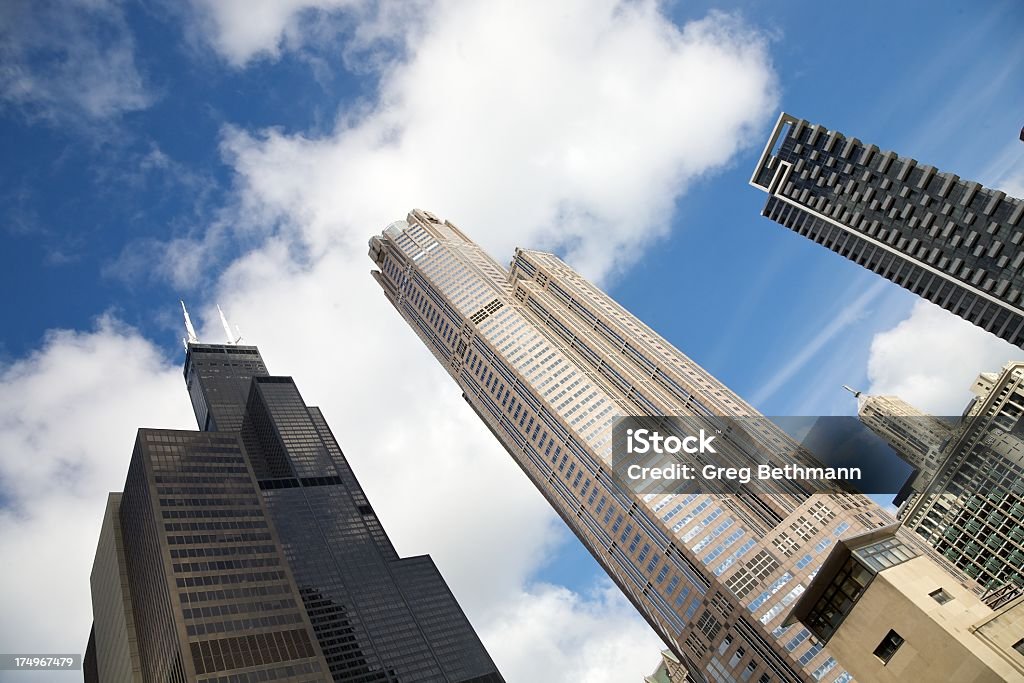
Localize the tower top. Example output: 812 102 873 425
217 304 243 345
842 385 862 398
180 300 199 348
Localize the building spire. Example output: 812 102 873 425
842 385 862 398
181 300 199 348
217 304 243 345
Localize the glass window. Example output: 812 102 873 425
872 629 904 664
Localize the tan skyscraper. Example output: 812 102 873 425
368 209 958 682
843 387 954 502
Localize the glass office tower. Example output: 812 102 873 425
751 112 1024 348
368 209 913 683
86 337 502 682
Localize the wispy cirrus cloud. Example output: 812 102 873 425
0 0 153 125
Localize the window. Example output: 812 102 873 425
1013 638 1024 656
928 588 953 605
873 629 904 664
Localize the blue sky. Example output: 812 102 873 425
1 1 1023 680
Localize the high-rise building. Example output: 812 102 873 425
87 492 143 682
850 362 1024 592
369 209 929 683
644 649 690 683
751 112 1024 348
86 329 502 682
842 387 953 502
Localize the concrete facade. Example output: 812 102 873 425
751 112 1024 348
792 530 1024 682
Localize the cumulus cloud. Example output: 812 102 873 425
0 317 194 664
0 0 152 123
216 1 777 282
866 300 1023 415
185 0 425 68
483 581 663 680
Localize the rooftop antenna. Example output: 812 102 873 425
217 304 243 344
181 300 199 348
842 385 862 399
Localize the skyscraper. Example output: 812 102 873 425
86 328 502 682
850 362 1024 593
750 112 1024 347
843 387 953 503
369 209 923 683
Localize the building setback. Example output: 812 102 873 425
366 209 952 683
86 333 502 682
751 112 1024 348
851 361 1024 593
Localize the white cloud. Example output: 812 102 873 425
1 2 779 680
186 0 424 68
216 1 777 282
483 581 664 681
0 317 195 664
866 300 1023 414
0 0 152 123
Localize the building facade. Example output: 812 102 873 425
751 112 1024 348
844 387 953 502
789 526 1024 682
87 336 502 682
853 362 1024 593
369 209 917 683
87 492 143 682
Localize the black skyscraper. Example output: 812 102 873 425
752 113 1024 348
86 326 502 683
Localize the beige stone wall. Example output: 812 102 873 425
827 557 1023 682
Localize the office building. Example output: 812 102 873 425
843 386 953 501
850 362 1024 592
86 321 502 682
644 650 690 683
87 492 143 682
787 525 1024 682
751 112 1024 347
369 209 920 683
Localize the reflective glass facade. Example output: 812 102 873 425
183 343 502 682
88 340 500 682
119 428 328 682
751 113 1024 348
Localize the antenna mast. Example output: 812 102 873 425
181 300 199 348
217 304 243 344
